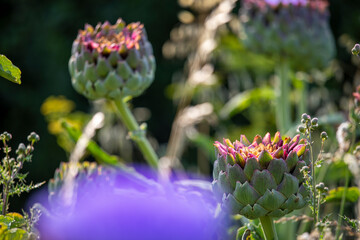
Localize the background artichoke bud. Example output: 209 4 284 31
69 19 155 100
48 161 114 213
239 0 335 71
212 132 310 219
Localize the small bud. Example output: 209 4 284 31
297 126 305 133
352 43 360 56
300 166 309 173
316 182 325 190
301 113 310 121
311 118 318 126
16 143 26 155
0 132 12 142
27 132 40 143
320 131 328 141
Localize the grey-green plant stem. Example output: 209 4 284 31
259 216 278 240
114 99 159 169
335 168 350 239
275 62 291 133
308 131 317 224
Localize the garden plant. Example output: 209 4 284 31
1 0 360 239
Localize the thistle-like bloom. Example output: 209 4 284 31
69 19 155 100
212 132 309 219
239 0 334 71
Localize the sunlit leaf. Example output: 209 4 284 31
220 87 275 119
325 187 360 203
0 55 21 84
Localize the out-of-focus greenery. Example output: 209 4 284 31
1 0 360 218
0 0 181 211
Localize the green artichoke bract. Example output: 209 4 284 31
239 0 335 71
212 132 309 219
69 19 155 100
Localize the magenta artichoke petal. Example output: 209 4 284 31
262 132 271 145
285 150 299 172
250 170 277 195
294 144 306 156
272 147 284 159
233 181 260 206
240 135 250 146
235 152 246 168
253 135 263 146
223 138 234 148
288 134 300 151
272 131 281 145
258 150 273 168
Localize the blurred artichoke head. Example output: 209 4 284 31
212 132 310 219
69 19 156 100
239 0 335 71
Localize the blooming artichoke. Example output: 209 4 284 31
239 0 335 71
69 19 155 100
212 132 309 219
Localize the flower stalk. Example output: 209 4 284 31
260 216 278 240
275 62 291 133
114 99 159 169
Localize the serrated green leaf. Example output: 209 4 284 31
325 187 360 203
0 55 21 84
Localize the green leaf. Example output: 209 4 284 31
325 187 360 203
219 87 275 119
0 55 21 84
1 228 28 240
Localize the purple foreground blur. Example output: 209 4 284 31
36 170 223 240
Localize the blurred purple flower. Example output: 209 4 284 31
36 170 223 240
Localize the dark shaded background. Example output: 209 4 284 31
0 0 360 212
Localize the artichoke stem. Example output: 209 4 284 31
114 99 159 169
275 62 291 133
259 216 278 240
298 80 308 120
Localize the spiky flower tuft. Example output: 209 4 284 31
212 132 310 219
69 19 155 100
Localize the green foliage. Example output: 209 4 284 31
0 55 21 84
325 187 360 203
0 132 44 216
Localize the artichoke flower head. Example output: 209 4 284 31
212 132 310 219
240 0 334 71
69 19 155 100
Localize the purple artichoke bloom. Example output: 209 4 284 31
36 166 222 240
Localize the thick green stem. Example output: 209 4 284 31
259 216 278 240
335 168 350 239
114 99 159 169
275 62 291 133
